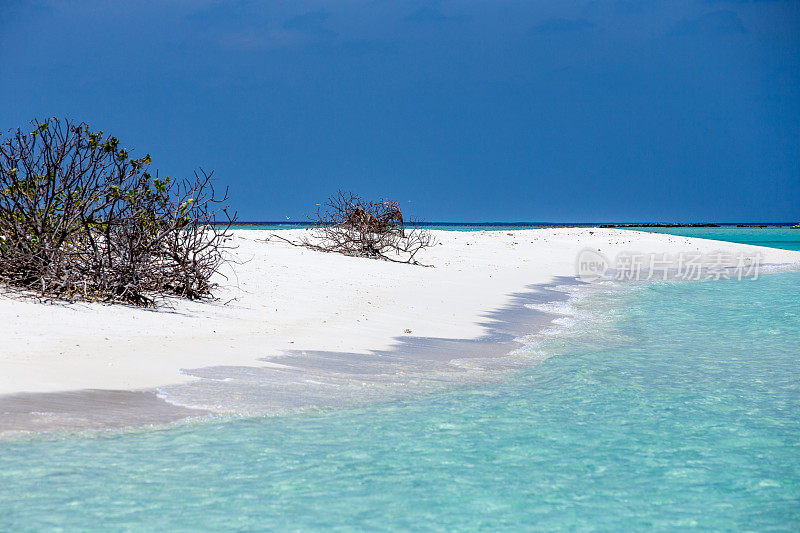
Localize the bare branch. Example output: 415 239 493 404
280 191 435 266
0 117 238 306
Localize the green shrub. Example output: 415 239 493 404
0 117 235 305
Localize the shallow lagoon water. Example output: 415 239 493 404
627 226 800 251
2 271 799 530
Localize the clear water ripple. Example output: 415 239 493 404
1 272 799 530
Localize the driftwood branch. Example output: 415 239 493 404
276 191 435 265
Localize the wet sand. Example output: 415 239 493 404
1 279 576 435
0 390 207 437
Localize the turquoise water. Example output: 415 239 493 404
625 226 800 252
2 271 799 530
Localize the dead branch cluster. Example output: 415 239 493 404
0 117 235 306
287 191 434 264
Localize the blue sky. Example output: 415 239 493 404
2 1 798 222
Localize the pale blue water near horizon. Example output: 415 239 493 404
626 226 800 252
2 270 799 530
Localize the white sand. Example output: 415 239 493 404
2 228 799 395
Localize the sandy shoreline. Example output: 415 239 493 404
2 228 800 434
0 279 570 435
